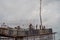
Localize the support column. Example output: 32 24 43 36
15 38 17 40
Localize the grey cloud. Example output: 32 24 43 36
0 0 40 26
0 0 60 28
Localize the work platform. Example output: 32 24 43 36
0 26 56 40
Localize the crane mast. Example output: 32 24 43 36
40 0 42 28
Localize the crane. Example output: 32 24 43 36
40 0 43 29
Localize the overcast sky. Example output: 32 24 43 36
0 0 60 28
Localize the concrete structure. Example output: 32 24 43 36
0 24 56 40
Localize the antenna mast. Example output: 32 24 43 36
40 0 42 27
